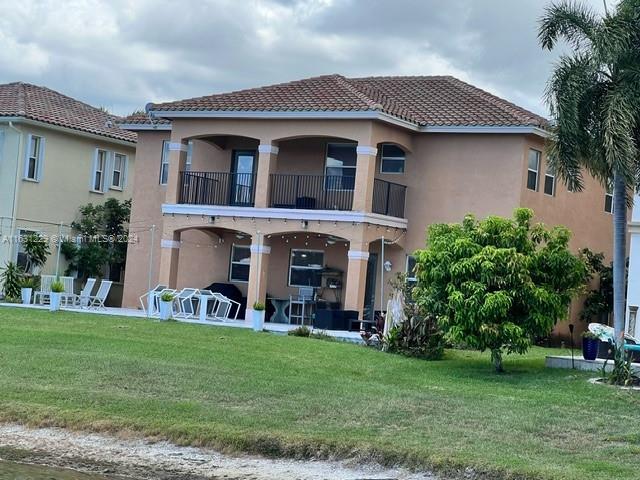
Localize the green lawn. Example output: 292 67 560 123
0 307 638 480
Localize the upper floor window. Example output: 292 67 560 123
229 244 250 283
160 140 170 185
325 143 356 190
289 249 324 287
92 149 108 192
111 153 127 189
24 135 44 181
527 149 541 191
544 164 556 196
380 144 405 174
605 184 613 214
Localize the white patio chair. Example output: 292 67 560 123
211 292 233 321
72 278 96 308
139 284 168 315
87 280 112 310
59 276 75 307
173 288 199 318
34 275 55 305
289 287 315 325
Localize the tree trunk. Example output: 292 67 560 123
491 348 504 373
612 169 627 346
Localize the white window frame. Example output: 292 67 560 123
543 165 556 197
23 134 45 182
288 249 324 287
91 148 109 193
406 255 417 283
229 244 250 283
605 185 613 214
380 144 406 174
160 140 170 185
111 152 127 190
185 140 193 172
527 149 541 191
324 142 357 191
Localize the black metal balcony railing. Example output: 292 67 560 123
179 171 256 206
269 174 355 211
372 178 407 217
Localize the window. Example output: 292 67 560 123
111 153 127 189
229 244 250 282
527 149 541 191
380 144 405 174
406 255 417 283
605 184 613 214
544 164 556 196
325 143 356 190
289 249 324 287
24 135 44 181
160 140 170 185
92 149 108 192
15 229 37 270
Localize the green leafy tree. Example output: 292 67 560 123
413 209 588 372
62 198 131 280
22 233 50 275
539 0 640 344
579 248 615 323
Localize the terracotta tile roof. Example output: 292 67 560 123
147 74 547 129
118 112 171 126
0 82 137 142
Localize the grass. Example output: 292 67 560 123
0 307 639 480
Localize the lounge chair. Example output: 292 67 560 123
173 288 199 318
34 275 55 305
87 280 112 310
59 276 75 307
72 278 96 308
139 284 168 315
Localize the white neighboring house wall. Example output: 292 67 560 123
625 192 640 338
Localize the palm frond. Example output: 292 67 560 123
538 0 601 51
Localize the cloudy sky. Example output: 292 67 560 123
0 0 606 117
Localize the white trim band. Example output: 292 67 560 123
258 144 279 155
161 239 180 249
348 250 370 260
168 142 189 152
250 244 272 254
162 204 408 229
356 146 378 156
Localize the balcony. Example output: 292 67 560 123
179 171 256 206
177 171 406 218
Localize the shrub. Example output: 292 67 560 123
414 208 588 372
0 262 25 299
288 325 312 337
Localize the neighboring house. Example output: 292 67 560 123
120 74 612 336
626 195 640 338
0 82 137 292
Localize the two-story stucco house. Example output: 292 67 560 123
120 74 613 337
0 82 137 288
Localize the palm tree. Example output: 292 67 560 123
539 0 640 344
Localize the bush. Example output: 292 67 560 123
414 208 588 372
288 325 312 337
0 262 24 299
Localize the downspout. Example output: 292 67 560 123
6 121 22 260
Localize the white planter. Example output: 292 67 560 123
21 288 32 305
252 309 265 331
159 300 173 321
50 292 62 312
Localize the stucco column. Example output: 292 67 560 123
245 235 271 321
158 230 180 289
352 145 378 212
165 138 189 204
344 245 370 319
254 143 279 208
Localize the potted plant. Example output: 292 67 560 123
582 330 600 361
20 276 38 305
252 301 266 331
159 291 175 321
50 279 65 312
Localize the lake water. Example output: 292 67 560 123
0 460 116 479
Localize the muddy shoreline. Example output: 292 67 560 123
0 424 439 480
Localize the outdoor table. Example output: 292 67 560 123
269 298 290 323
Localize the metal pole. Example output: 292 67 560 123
380 236 385 313
147 225 156 318
55 221 62 277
